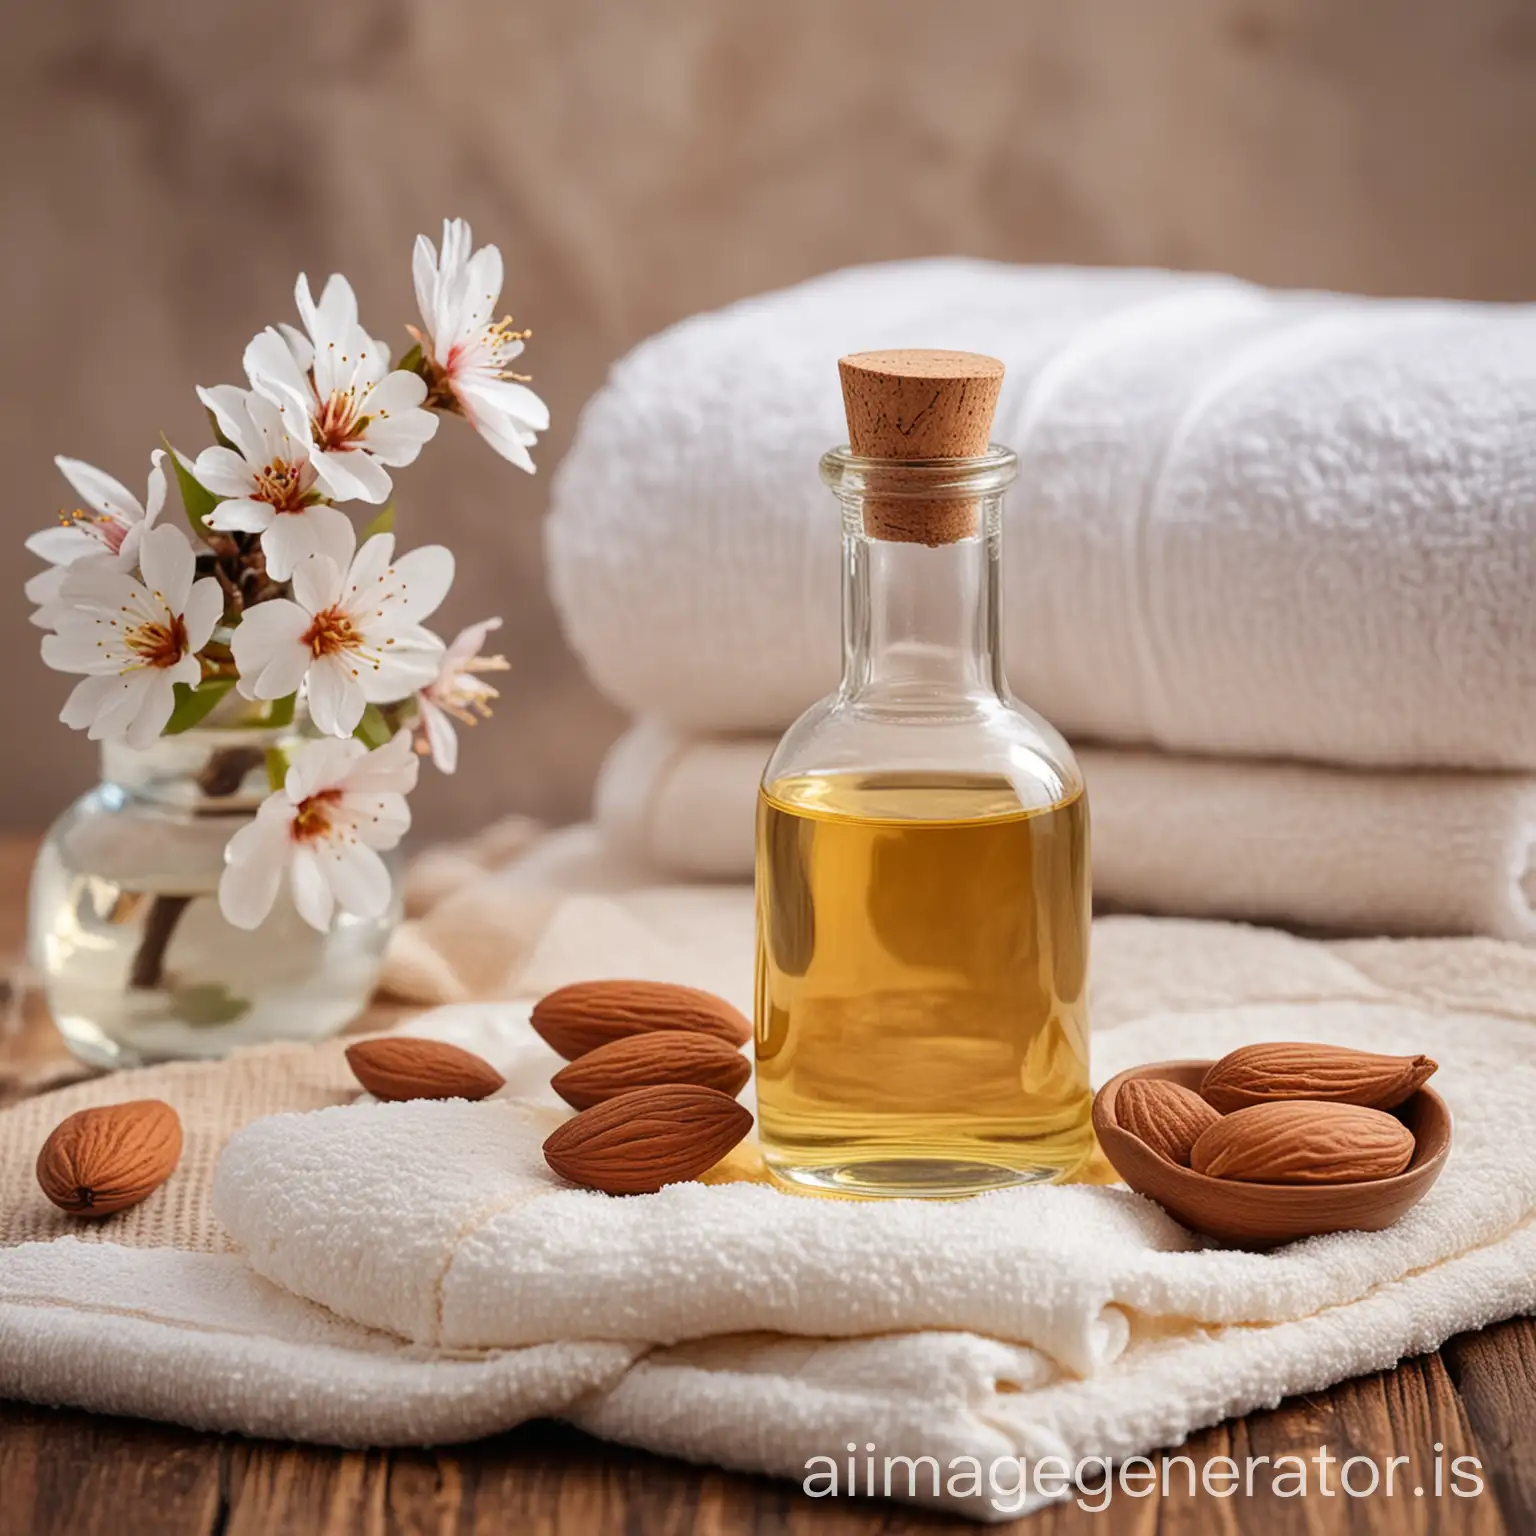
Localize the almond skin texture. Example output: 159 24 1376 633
346 1037 505 1102
551 1032 752 1111
1190 1100 1416 1185
1201 1042 1437 1113
531 980 752 1060
36 1100 183 1217
543 1084 754 1195
1117 1079 1221 1166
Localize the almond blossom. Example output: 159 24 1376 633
218 730 418 932
410 218 549 471
25 451 167 626
229 506 451 737
193 384 331 581
413 617 508 773
28 216 543 941
245 273 438 504
40 523 223 749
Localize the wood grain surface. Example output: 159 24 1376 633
1 832 1532 1533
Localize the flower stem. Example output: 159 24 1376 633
128 895 192 990
126 744 269 991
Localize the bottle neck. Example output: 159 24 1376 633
841 502 1007 709
820 445 1018 715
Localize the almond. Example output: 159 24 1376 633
346 1037 505 1102
1190 1100 1416 1185
543 1084 754 1195
551 1032 752 1110
1117 1079 1221 1166
531 980 752 1060
1201 1042 1437 1113
36 1100 183 1217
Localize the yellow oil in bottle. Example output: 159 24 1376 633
754 771 1092 1196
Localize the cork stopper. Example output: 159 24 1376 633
837 349 1005 544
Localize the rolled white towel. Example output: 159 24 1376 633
549 259 1536 770
594 721 1536 941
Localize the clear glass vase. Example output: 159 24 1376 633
754 446 1093 1198
28 719 400 1068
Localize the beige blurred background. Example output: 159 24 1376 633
4 0 1534 840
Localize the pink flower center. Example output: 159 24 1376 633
291 790 343 844
312 389 369 453
428 652 508 724
64 508 130 554
432 318 532 411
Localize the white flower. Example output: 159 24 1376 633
230 506 451 737
40 523 223 749
218 730 418 932
244 272 438 505
25 452 167 626
411 218 549 471
193 384 332 581
413 617 508 773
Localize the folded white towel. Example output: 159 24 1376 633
595 722 1536 939
9 1222 1534 1522
213 994 1536 1363
212 925 1536 1519
0 1240 640 1445
549 259 1536 770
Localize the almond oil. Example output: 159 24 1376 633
755 771 1092 1195
754 350 1093 1197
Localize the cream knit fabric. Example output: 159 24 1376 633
0 1042 355 1252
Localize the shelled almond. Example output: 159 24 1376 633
551 1032 752 1110
1201 1042 1437 1114
1116 1079 1220 1167
531 980 752 1060
1190 1100 1416 1185
544 1085 753 1195
36 1100 183 1217
345 1037 506 1101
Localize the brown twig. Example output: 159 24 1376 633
128 896 192 990
127 744 269 991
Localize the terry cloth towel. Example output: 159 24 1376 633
547 258 1536 771
6 836 1536 1520
217 907 1536 1516
594 722 1536 941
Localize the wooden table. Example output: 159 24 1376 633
2 833 1534 1534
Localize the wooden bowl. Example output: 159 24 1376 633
1092 1059 1451 1247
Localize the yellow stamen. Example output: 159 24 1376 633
301 608 360 658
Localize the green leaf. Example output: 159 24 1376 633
203 406 236 451
353 703 393 750
264 746 290 794
263 692 297 729
398 341 424 375
163 677 236 735
162 983 252 1028
361 502 394 540
162 436 223 539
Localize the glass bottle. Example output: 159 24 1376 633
754 350 1092 1198
28 712 399 1069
